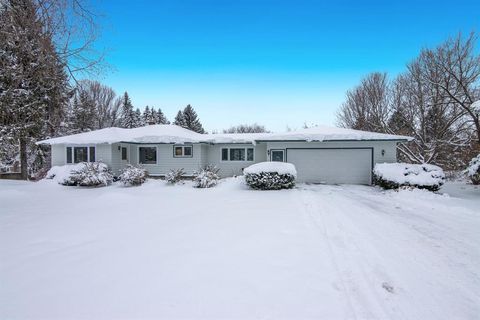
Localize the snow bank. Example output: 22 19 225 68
373 163 445 191
244 162 297 177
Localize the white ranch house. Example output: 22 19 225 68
38 125 412 184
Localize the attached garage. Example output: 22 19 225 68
286 148 373 184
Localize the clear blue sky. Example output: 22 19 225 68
92 0 479 132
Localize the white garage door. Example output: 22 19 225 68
286 148 373 184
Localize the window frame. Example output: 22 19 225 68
220 147 255 162
173 145 193 158
121 147 128 161
138 146 158 165
65 145 96 164
270 149 285 162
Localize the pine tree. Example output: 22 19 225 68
0 0 69 178
182 104 205 133
156 108 169 124
120 92 135 128
133 108 144 127
143 106 153 125
173 110 186 127
70 91 97 132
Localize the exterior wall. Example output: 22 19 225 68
51 144 65 166
205 143 267 178
265 140 397 164
129 143 204 176
50 143 112 167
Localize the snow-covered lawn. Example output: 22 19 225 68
1 178 479 319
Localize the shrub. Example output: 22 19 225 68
119 165 148 186
465 154 480 185
193 165 220 188
57 162 113 187
244 162 296 190
373 163 445 192
166 168 186 184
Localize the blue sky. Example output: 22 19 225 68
92 0 479 132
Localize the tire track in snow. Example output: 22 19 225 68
297 185 404 320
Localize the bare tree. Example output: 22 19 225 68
223 123 269 133
336 72 391 132
421 32 480 146
77 80 120 128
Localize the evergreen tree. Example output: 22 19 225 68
156 108 169 124
133 108 144 127
120 92 135 128
143 106 153 125
0 0 69 178
173 110 186 127
181 104 205 133
70 91 97 132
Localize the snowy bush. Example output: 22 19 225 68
373 163 445 191
46 162 113 187
193 165 220 188
166 168 186 184
465 154 480 185
119 165 148 186
244 162 297 190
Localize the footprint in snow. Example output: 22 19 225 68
382 282 395 294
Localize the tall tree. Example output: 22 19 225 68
336 72 391 132
132 108 144 127
155 108 169 124
0 0 69 179
69 90 96 133
181 104 205 133
143 106 153 125
173 110 186 127
119 92 135 129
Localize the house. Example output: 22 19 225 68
38 125 412 184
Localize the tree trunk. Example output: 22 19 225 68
20 136 28 180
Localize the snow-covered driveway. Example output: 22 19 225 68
1 179 479 319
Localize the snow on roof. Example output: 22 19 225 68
37 124 413 145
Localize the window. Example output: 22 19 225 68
89 146 95 162
247 148 254 161
221 147 254 161
174 145 193 157
222 148 228 161
66 147 72 164
230 148 245 161
74 147 88 163
66 146 95 164
121 147 128 160
271 150 285 162
139 147 157 164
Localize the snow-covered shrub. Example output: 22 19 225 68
373 163 445 191
166 168 186 184
47 162 113 187
119 165 148 186
465 154 480 185
244 162 297 190
193 165 220 188
46 163 85 185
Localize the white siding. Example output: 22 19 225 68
130 144 204 176
265 141 397 164
51 144 65 166
50 143 112 167
205 143 267 178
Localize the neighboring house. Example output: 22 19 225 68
38 125 412 184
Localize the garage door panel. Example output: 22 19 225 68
286 148 372 184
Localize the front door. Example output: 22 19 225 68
271 149 285 162
120 144 130 164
